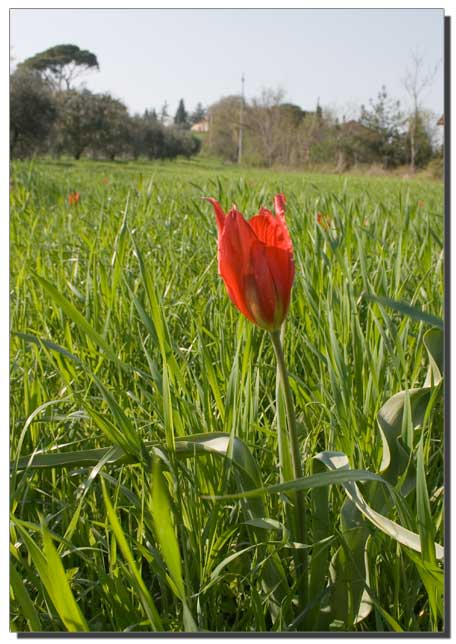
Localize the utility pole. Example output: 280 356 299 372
238 73 245 164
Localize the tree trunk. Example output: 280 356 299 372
10 127 18 158
409 111 418 172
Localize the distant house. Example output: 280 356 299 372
339 120 376 137
191 119 209 133
334 119 379 171
437 114 445 126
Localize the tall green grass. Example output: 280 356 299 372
10 158 444 632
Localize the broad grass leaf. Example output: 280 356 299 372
377 328 443 496
205 467 389 499
363 293 443 330
327 503 372 629
308 457 332 630
12 331 81 364
423 327 444 387
314 451 444 561
14 432 263 484
324 327 444 629
14 445 132 470
243 518 287 533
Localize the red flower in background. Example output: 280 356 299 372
206 193 294 332
316 212 331 230
68 192 81 205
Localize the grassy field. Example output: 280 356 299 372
10 157 444 633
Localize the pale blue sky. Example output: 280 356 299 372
10 8 444 119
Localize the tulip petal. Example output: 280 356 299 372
217 210 260 324
264 245 295 320
246 240 281 329
205 197 226 235
249 211 292 251
274 193 286 219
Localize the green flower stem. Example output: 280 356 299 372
270 329 308 611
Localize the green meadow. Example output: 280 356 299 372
10 158 444 633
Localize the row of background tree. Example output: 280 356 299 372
206 86 441 172
10 44 442 173
10 45 202 161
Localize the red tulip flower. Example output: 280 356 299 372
206 193 294 332
68 191 81 205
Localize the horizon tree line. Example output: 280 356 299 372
10 43 442 173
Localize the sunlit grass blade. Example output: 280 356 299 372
34 274 122 364
416 437 437 566
101 478 163 631
10 563 42 632
13 519 89 632
150 458 197 632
